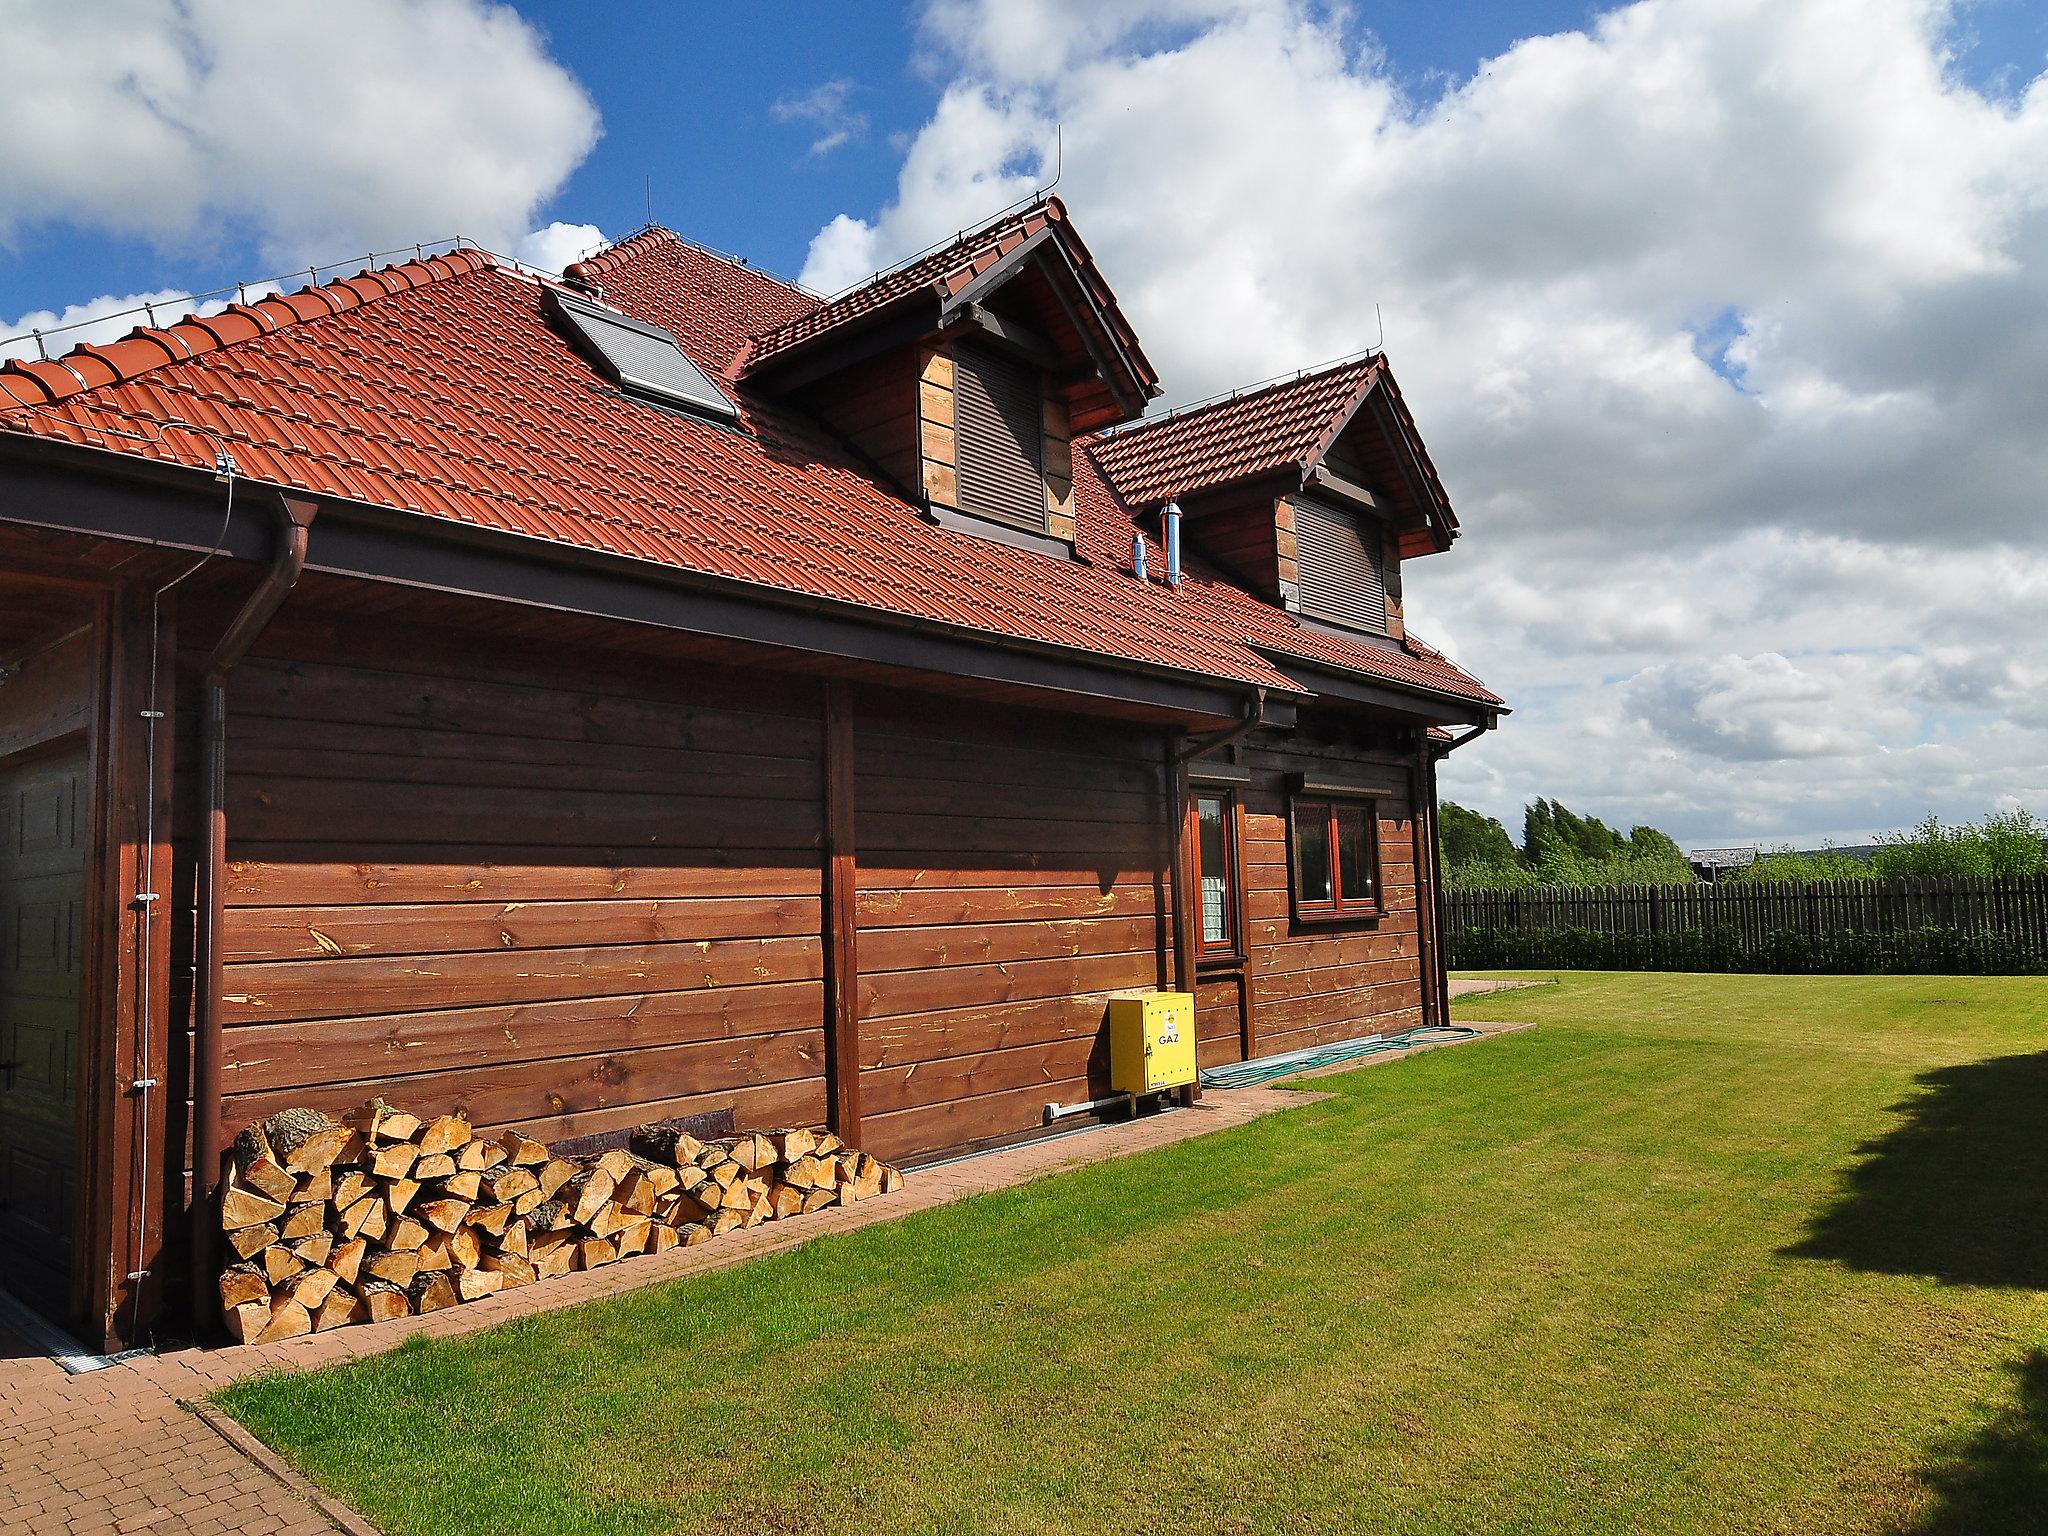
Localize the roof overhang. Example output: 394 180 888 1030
1248 643 1503 728
0 431 1299 732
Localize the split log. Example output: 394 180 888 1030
219 1265 269 1312
480 1252 537 1288
498 1129 549 1167
416 1198 471 1235
262 1108 352 1176
288 1267 340 1311
416 1114 473 1156
332 1170 373 1210
413 1152 457 1182
575 1236 616 1270
289 1169 333 1205
409 1271 459 1313
279 1202 327 1242
535 1158 579 1200
457 1136 506 1173
348 1099 420 1144
256 1298 313 1343
286 1232 333 1268
362 1249 419 1287
384 1177 421 1216
226 1299 272 1344
229 1125 297 1205
358 1279 409 1322
314 1286 367 1332
386 1216 430 1253
776 1127 818 1162
327 1238 368 1285
220 1169 288 1232
530 1232 577 1278
367 1142 420 1180
261 1246 306 1286
630 1123 707 1166
228 1222 279 1261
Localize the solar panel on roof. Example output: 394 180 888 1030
543 285 738 424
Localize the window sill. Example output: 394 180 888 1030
1196 950 1246 971
1291 904 1384 927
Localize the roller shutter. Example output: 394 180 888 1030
953 342 1047 532
1294 495 1388 634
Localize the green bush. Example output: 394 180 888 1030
1449 923 2048 976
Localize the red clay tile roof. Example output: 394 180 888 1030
562 230 818 379
0 234 1497 712
1090 357 1383 508
735 197 1156 403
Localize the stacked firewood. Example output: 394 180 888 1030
218 1104 905 1345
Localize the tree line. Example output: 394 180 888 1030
1441 802 2047 890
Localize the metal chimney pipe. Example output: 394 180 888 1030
1132 530 1148 581
1163 501 1183 587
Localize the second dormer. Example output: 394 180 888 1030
737 198 1158 557
1091 355 1458 643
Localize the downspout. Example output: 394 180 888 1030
1425 723 1493 1029
189 492 316 1335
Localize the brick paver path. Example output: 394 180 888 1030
0 1027 1524 1535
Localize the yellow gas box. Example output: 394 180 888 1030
1108 992 1197 1094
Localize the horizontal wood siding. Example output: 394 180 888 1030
850 696 1170 1161
200 638 829 1159
1235 724 1423 1056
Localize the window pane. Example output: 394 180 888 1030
1337 805 1374 904
1197 795 1230 947
1294 801 1333 905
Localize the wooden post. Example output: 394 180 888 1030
822 683 862 1143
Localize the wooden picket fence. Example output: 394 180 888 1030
1445 874 2048 974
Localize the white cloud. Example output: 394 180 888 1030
513 221 607 275
0 0 600 268
772 79 870 157
809 0 2048 844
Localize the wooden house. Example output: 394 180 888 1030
0 198 1501 1348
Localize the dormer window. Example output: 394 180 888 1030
952 342 1047 534
1292 495 1388 636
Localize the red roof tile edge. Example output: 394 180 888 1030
0 248 497 410
734 196 1157 401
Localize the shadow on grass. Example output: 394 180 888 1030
1900 1349 2048 1535
1786 1051 2048 1289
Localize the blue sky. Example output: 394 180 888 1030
35 0 2048 312
3 0 2046 849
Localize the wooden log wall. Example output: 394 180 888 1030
1194 721 1425 1066
176 621 832 1183
849 692 1172 1162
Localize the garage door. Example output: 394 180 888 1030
0 746 87 1322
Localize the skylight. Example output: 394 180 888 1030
544 286 738 424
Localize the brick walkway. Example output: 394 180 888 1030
0 1025 1525 1536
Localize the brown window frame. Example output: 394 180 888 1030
1191 788 1243 965
1288 795 1383 923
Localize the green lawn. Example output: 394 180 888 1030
219 972 2048 1535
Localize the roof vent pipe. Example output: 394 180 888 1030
1132 531 1148 581
1163 501 1183 588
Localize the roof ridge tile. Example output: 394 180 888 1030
0 247 494 410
